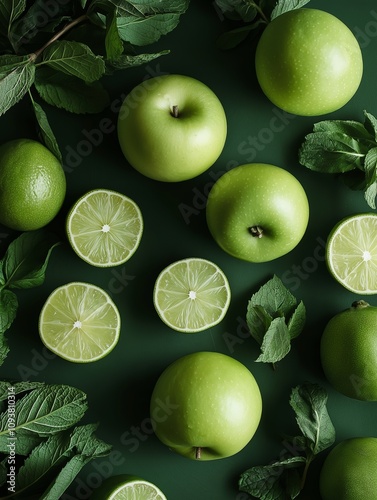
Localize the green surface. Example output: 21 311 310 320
1 1 377 499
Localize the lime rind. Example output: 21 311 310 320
153 258 231 333
39 282 121 363
326 213 377 295
66 189 143 268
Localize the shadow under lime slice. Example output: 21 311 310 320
326 213 377 294
39 282 121 363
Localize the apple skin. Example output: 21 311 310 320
255 9 363 116
150 351 262 461
117 74 227 182
206 163 309 263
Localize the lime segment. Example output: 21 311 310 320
326 213 377 294
66 189 143 267
153 257 231 333
39 282 121 362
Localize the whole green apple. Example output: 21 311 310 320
150 351 262 461
206 163 309 263
255 9 363 116
117 74 227 182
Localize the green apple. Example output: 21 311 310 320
255 9 363 116
206 163 309 263
117 74 227 182
150 351 262 461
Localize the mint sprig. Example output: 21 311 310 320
239 383 336 500
0 230 61 366
298 110 377 209
213 0 311 50
0 0 189 157
0 381 112 499
246 275 306 365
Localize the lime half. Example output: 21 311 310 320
66 189 143 267
91 475 167 500
153 257 231 333
326 213 377 294
39 282 121 362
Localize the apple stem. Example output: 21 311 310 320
249 225 264 238
171 105 179 118
195 447 202 459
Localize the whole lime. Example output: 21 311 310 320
320 301 377 401
320 437 377 499
0 138 66 231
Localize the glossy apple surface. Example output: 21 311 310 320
150 351 262 461
117 74 227 182
255 9 363 116
206 163 309 263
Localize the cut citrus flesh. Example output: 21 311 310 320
326 213 377 294
153 257 231 333
39 282 121 362
104 478 167 500
66 189 143 267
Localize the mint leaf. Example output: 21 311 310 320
0 385 88 437
0 0 27 39
106 49 169 72
290 383 336 455
246 275 306 364
42 40 106 82
105 9 124 60
287 301 306 340
364 110 377 141
271 0 311 20
238 383 334 499
0 55 35 115
214 0 262 22
363 146 377 209
0 381 44 400
30 94 63 162
2 230 61 289
216 22 264 50
0 288 18 332
35 66 110 114
239 455 306 500
256 317 291 363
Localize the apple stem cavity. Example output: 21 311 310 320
171 105 179 118
249 225 264 238
195 447 202 460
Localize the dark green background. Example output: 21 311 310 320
1 1 377 498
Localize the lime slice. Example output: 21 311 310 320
66 189 143 267
326 213 377 294
39 282 121 362
91 475 167 500
153 257 231 333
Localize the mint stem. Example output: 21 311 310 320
30 14 89 62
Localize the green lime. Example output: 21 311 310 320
320 437 377 499
39 282 121 363
320 300 377 401
66 189 143 267
91 474 167 500
0 138 66 231
153 257 231 333
326 213 377 294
